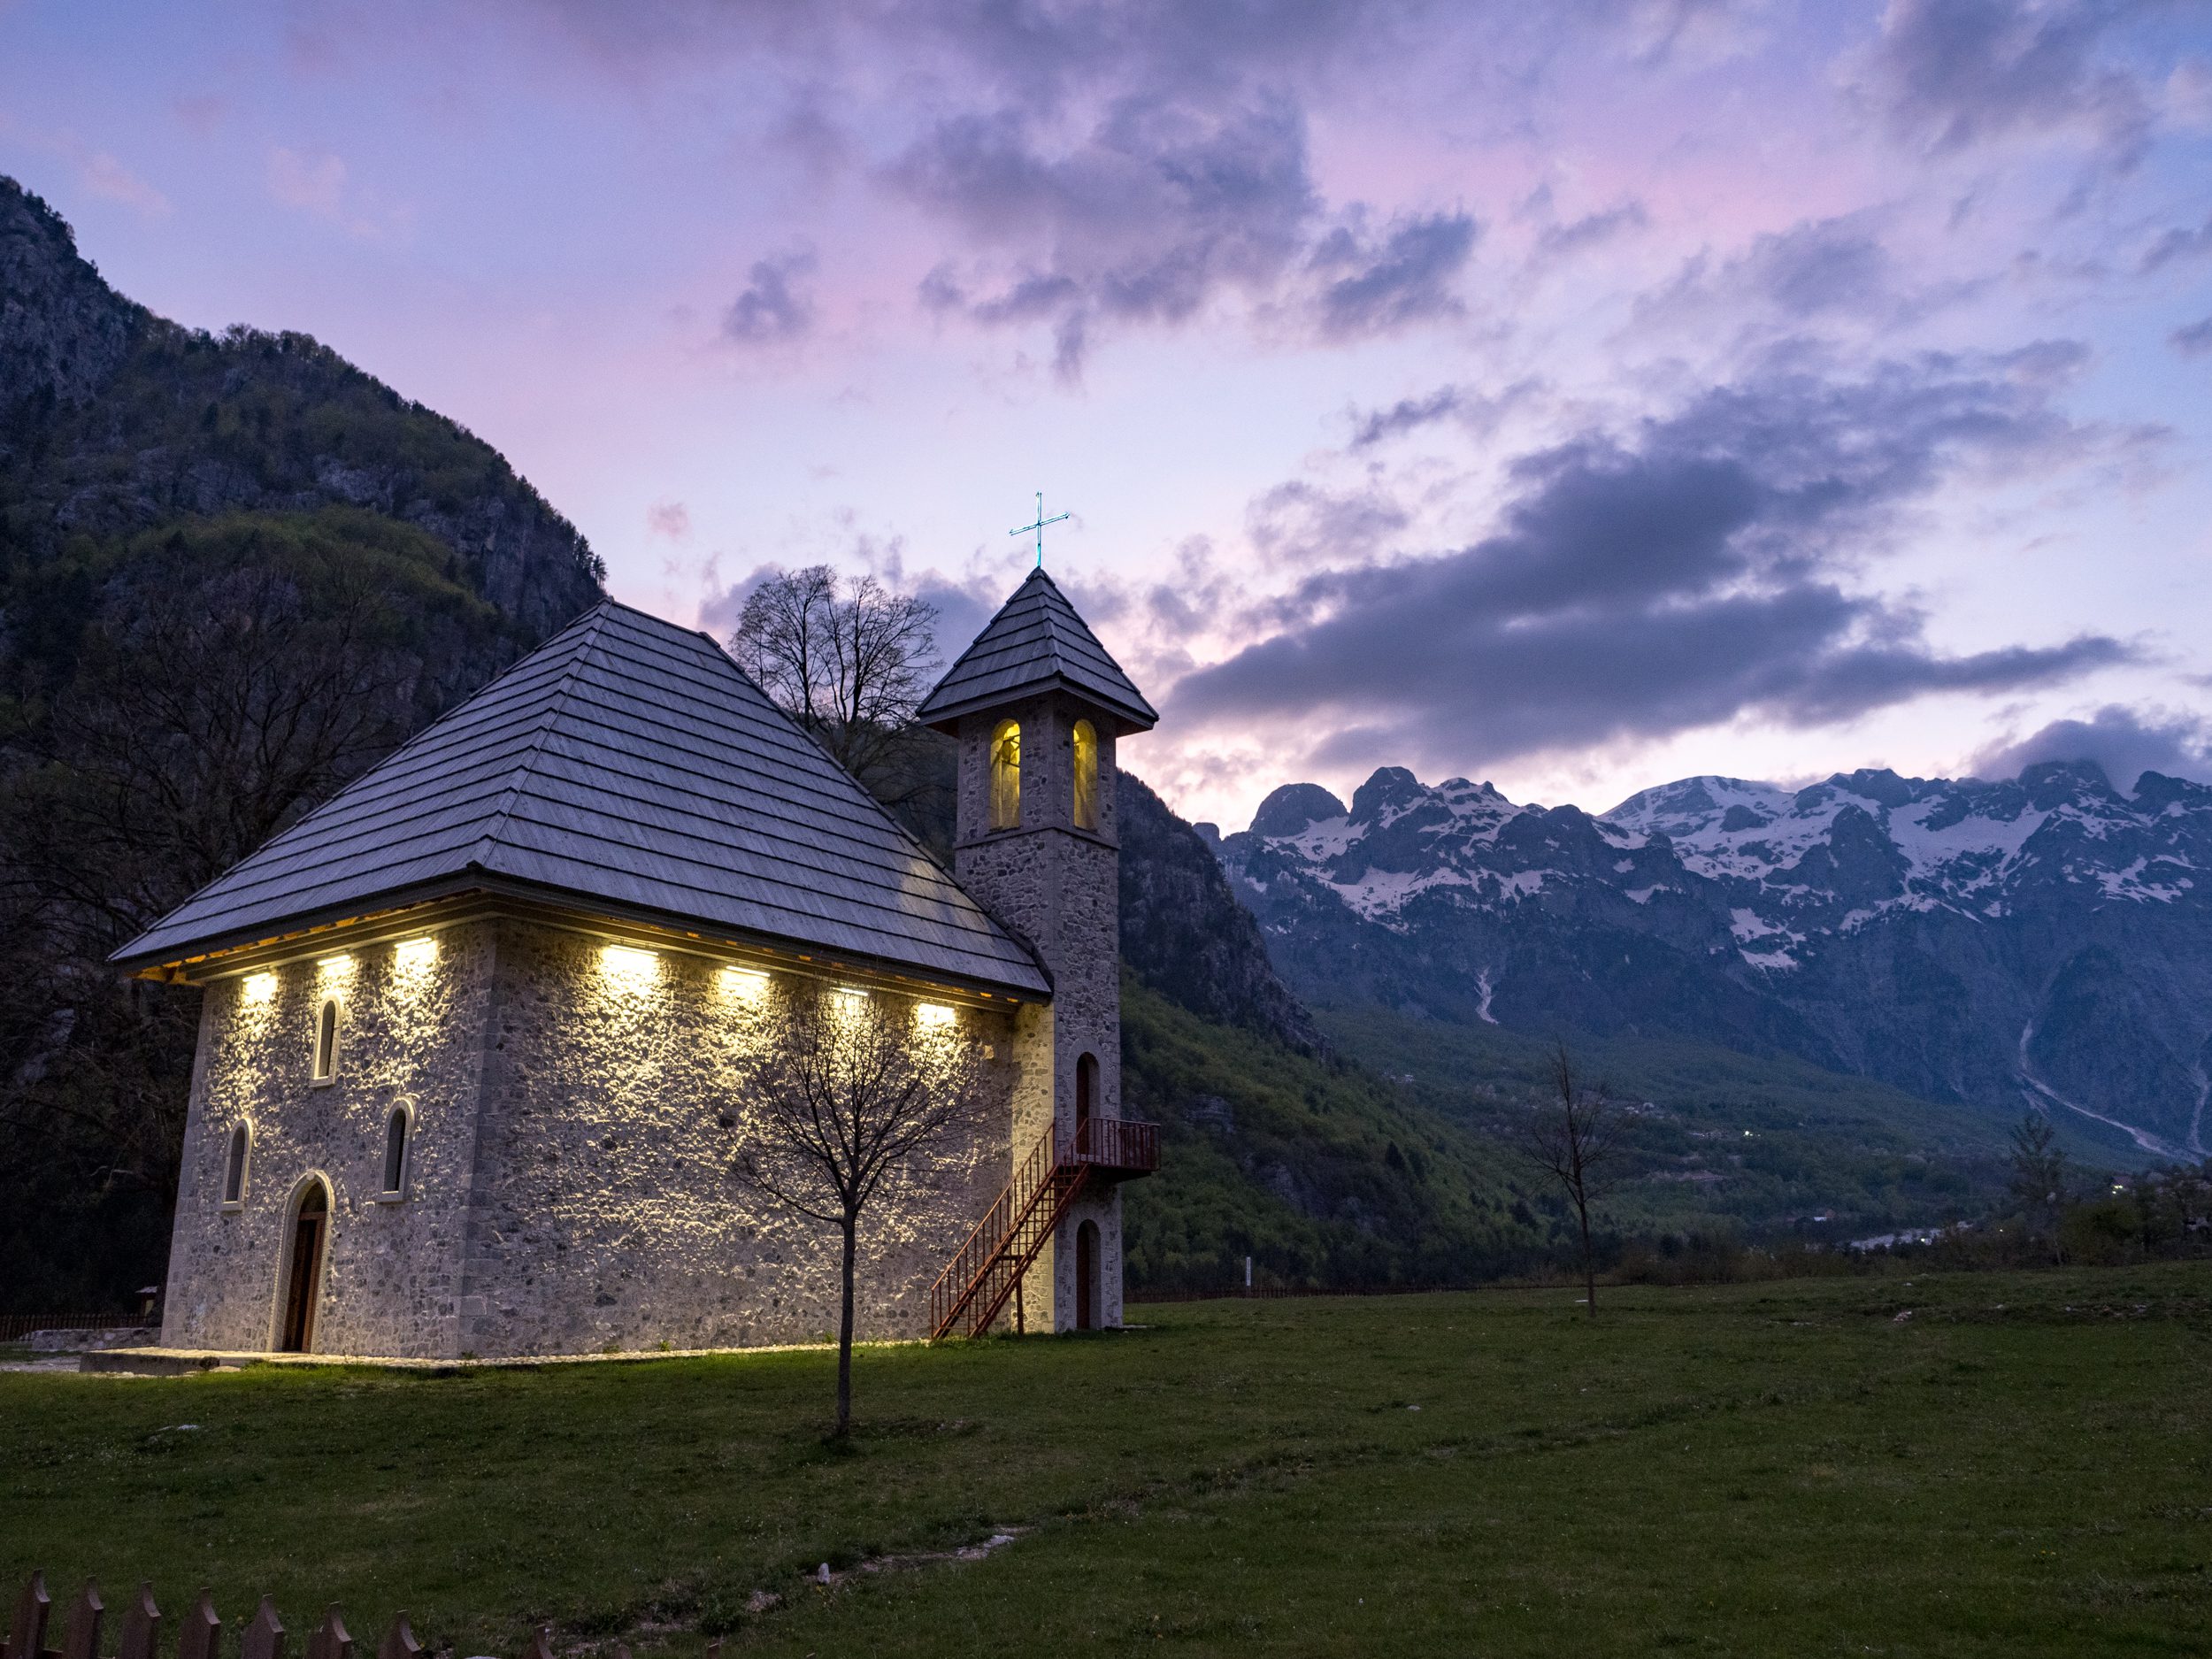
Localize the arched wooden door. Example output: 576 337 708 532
1075 1219 1100 1332
279 1182 330 1352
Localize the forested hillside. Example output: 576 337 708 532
0 178 604 1304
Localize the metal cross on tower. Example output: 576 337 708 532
1010 491 1071 568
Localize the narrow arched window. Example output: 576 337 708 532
1071 718 1099 830
223 1123 250 1206
311 996 341 1083
1076 1051 1098 1126
381 1107 411 1196
989 719 1021 830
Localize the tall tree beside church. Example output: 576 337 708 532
726 990 984 1437
728 566 941 795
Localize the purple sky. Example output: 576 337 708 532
6 0 2210 827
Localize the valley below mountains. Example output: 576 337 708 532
1211 762 2212 1161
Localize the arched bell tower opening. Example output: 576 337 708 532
917 566 1159 1333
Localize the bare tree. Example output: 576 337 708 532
1523 1042 1624 1317
2008 1111 2067 1265
729 566 941 787
726 988 984 1437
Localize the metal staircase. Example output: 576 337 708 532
929 1116 1159 1340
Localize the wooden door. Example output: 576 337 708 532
280 1186 328 1352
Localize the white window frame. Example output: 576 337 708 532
374 1101 416 1202
221 1120 252 1212
310 993 344 1087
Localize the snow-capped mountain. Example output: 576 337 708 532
1212 762 2212 1159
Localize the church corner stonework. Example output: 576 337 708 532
161 920 498 1357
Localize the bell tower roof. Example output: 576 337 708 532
918 568 1157 735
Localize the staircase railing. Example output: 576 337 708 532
1070 1115 1158 1172
928 1123 1078 1340
928 1115 1164 1341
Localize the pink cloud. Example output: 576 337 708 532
267 146 348 217
79 150 170 217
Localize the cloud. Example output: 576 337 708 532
1247 480 1409 568
646 500 692 540
1729 217 1899 319
1970 703 2212 790
265 146 410 238
172 95 227 137
2170 315 2212 356
891 91 1479 373
1168 349 2135 772
1640 212 1976 336
1309 210 1479 338
1347 378 1545 449
1534 199 1649 261
1350 387 1466 449
267 147 349 218
724 250 818 344
892 93 1317 376
77 151 169 218
2139 213 2212 273
1864 0 2167 165
2170 56 2212 125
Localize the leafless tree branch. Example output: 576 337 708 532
1522 1041 1623 1317
725 989 983 1435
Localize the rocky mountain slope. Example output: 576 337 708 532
1215 763 2212 1159
1 176 603 635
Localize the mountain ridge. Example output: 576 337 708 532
0 175 603 637
1217 759 2212 1158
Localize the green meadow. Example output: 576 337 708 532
4 1263 2207 1657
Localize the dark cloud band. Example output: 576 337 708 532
1170 349 2137 769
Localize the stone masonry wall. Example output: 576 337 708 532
158 921 496 1356
954 694 1129 1331
453 920 1020 1357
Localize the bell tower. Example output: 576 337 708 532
918 566 1157 1331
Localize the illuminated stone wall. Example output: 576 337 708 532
157 916 1024 1358
456 921 1019 1356
158 922 497 1356
955 692 1130 1332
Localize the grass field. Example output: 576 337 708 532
4 1264 2208 1657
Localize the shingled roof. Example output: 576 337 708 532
111 602 1051 995
918 568 1156 734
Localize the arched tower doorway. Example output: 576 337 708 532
277 1179 331 1353
1075 1219 1101 1331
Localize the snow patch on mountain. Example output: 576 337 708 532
1214 759 2212 1152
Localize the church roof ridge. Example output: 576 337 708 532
918 566 1156 733
112 600 1052 996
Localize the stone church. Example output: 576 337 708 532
113 570 1159 1359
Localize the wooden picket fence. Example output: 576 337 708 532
3 1574 711 1659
